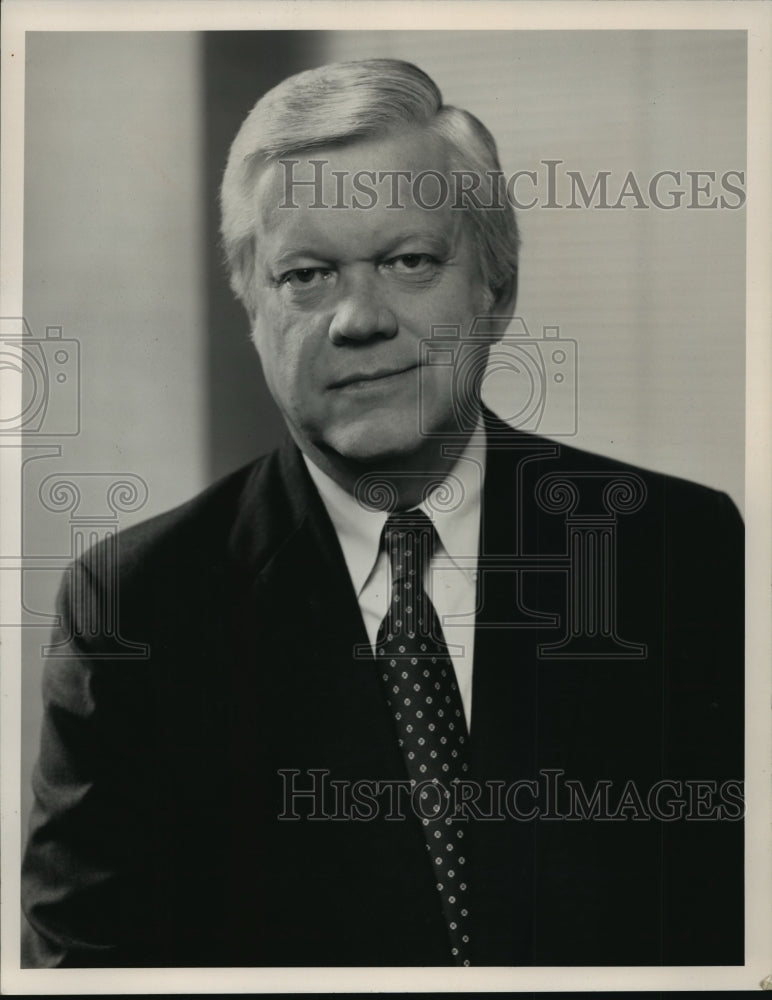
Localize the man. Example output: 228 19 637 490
22 59 743 968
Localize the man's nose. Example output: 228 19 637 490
328 271 398 344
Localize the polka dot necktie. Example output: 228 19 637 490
376 508 472 966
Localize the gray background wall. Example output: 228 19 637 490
19 30 746 834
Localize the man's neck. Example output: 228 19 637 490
300 428 478 511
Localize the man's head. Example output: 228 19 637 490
220 59 519 488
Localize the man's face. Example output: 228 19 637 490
250 129 493 471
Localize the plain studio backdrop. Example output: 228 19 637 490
18 31 745 842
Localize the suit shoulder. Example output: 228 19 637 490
521 433 741 522
78 452 278 582
482 413 742 539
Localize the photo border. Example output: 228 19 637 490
2 1 770 994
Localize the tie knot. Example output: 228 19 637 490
385 507 432 532
382 508 437 581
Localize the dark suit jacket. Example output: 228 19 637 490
22 416 744 967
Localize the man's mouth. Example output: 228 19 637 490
330 365 418 389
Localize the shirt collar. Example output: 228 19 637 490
420 422 485 582
304 422 486 598
304 455 387 600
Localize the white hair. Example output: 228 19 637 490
220 59 519 319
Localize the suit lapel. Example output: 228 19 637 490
219 439 453 963
226 436 405 779
467 419 543 964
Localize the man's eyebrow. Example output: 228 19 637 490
266 230 457 271
264 247 334 273
379 231 454 255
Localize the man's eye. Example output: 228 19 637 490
389 254 435 272
281 268 330 287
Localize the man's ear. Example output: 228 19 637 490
491 267 518 317
480 268 518 343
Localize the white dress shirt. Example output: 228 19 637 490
304 425 486 732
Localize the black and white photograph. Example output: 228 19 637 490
1 1 769 994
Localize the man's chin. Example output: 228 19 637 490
327 431 425 469
314 413 429 466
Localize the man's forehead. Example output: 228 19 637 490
258 200 463 255
253 129 453 220
252 130 469 257
269 127 448 178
